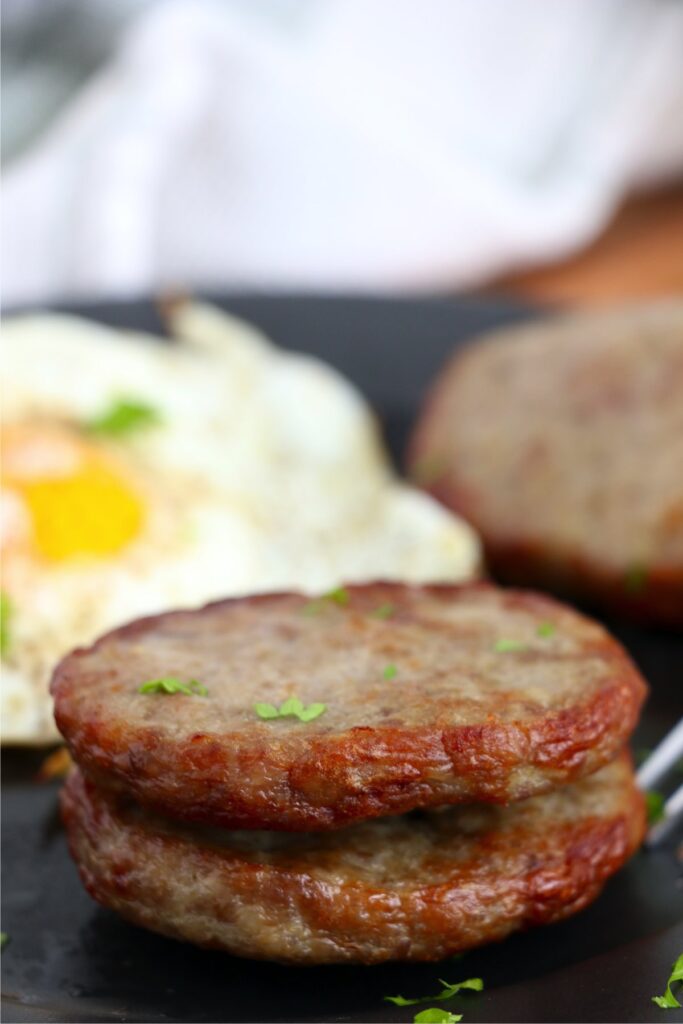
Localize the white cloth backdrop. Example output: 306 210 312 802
3 0 683 305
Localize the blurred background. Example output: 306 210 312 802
2 0 683 308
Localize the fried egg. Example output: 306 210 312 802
1 303 481 743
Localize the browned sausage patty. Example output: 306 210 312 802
52 582 646 830
409 302 683 625
61 756 645 964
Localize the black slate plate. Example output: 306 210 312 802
2 295 682 1024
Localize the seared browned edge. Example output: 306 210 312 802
51 582 647 831
60 761 646 964
408 338 683 627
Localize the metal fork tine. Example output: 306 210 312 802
636 717 683 791
645 782 683 848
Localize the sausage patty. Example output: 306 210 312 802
409 302 683 625
61 756 645 964
51 582 646 830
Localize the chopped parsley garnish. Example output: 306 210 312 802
0 933 8 950
653 952 683 1009
253 703 280 720
254 697 326 722
371 602 395 620
414 1011 462 1024
624 564 648 594
536 622 555 638
86 397 162 437
0 592 11 658
646 790 666 825
385 977 483 1007
493 638 527 653
383 663 398 680
302 586 350 616
139 677 207 697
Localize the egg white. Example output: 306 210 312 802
1 303 481 743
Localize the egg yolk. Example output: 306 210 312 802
1 426 145 561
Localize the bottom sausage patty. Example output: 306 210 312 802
62 757 644 964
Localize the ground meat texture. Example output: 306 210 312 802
51 582 646 830
408 301 683 626
61 756 645 965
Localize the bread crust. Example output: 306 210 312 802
61 757 645 964
409 302 683 626
52 582 646 830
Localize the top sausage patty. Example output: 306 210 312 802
409 302 683 625
51 582 646 830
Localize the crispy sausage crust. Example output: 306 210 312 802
51 582 646 830
409 302 683 626
61 757 645 964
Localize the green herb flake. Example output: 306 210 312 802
536 622 555 638
278 697 304 717
414 1011 462 1024
302 586 350 616
625 564 648 594
370 602 395 620
0 933 8 950
86 397 162 438
653 952 683 1009
254 698 326 722
385 977 483 1007
493 638 527 653
383 663 398 680
138 677 207 697
0 592 11 658
298 702 327 722
646 790 666 825
254 703 280 719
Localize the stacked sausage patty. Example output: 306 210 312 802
53 582 647 964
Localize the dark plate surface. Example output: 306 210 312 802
2 295 682 1024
